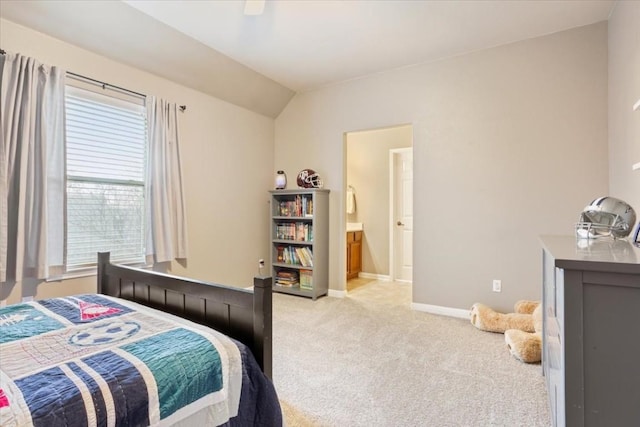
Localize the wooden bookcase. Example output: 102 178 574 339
269 189 329 300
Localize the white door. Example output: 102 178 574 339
392 149 413 282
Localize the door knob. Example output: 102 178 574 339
397 221 404 226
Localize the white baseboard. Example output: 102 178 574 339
411 302 470 320
357 272 391 281
328 289 346 298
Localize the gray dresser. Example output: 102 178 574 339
540 235 640 427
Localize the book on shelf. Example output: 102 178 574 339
278 246 290 264
294 247 313 267
299 269 313 290
276 245 313 266
276 195 314 217
305 198 313 217
275 222 313 241
294 247 308 267
289 247 299 264
275 270 299 287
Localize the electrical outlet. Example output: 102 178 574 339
492 279 502 292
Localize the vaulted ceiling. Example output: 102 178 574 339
0 0 616 118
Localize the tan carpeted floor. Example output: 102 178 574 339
272 280 551 427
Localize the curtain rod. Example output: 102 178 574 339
0 49 186 111
67 72 187 112
67 71 147 99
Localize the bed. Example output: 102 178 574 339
0 252 281 427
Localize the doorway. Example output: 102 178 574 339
345 124 413 294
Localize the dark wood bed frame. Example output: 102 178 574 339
96 252 273 378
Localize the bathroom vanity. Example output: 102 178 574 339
346 223 363 280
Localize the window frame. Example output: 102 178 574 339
57 81 150 278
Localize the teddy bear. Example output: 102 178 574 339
469 300 543 363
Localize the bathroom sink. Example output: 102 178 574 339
346 222 363 232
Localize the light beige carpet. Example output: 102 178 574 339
272 281 550 427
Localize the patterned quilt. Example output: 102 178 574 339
0 294 245 427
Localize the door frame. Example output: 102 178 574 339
389 147 413 282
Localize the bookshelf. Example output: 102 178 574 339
269 189 329 300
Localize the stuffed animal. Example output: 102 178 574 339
470 300 543 363
504 304 542 363
469 300 538 333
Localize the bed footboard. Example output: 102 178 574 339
97 252 272 378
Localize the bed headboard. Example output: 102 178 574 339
96 252 273 378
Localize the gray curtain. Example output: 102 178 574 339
0 52 65 283
145 96 188 263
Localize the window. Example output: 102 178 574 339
64 85 147 270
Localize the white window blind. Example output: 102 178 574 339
65 85 147 269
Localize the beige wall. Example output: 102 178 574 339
275 23 609 312
1 19 275 304
2 17 623 315
346 125 412 276
608 1 640 217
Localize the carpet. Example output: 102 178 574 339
272 281 550 426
